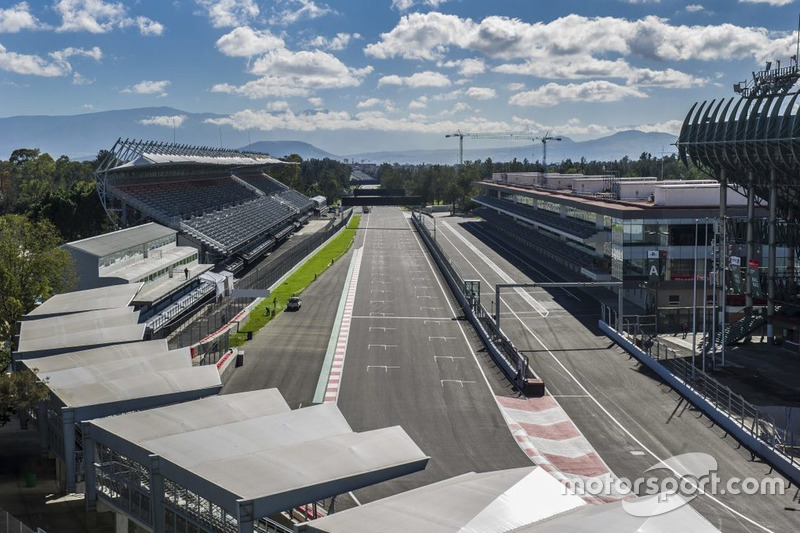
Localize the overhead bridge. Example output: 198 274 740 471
341 196 422 207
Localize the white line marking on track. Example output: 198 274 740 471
440 379 476 386
434 356 466 362
369 327 396 332
428 336 457 342
367 365 400 372
420 306 444 311
368 344 398 349
353 315 452 320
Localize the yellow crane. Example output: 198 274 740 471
445 130 562 169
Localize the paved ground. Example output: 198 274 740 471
221 240 353 408
430 213 800 533
334 207 532 505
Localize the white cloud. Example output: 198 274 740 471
739 0 793 5
0 44 100 77
250 49 372 88
438 57 485 76
139 115 187 128
507 82 525 91
276 0 333 25
366 12 794 68
409 96 428 109
433 87 497 100
195 0 259 28
212 78 311 98
304 32 361 51
216 27 284 57
633 119 683 135
0 2 42 33
391 0 451 11
0 44 69 76
378 70 451 87
82 103 93 109
72 72 93 85
266 100 290 111
685 4 705 12
308 96 324 107
54 0 163 35
509 81 646 107
122 79 171 96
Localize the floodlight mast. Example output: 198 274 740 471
733 15 800 98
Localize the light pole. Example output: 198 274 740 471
692 219 699 378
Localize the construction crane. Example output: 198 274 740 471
445 130 562 170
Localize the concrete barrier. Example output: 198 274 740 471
600 320 800 486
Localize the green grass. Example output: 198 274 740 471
229 215 361 347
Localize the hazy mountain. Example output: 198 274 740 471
346 131 678 165
0 106 677 165
240 140 339 160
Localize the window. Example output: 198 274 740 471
668 295 680 307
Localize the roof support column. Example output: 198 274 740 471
768 168 777 343
62 408 76 493
746 172 755 314
149 455 165 533
237 499 255 533
82 422 97 514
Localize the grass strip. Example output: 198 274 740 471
229 215 361 347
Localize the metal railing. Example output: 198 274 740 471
0 510 40 533
612 307 799 465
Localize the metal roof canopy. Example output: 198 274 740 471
53 365 222 412
299 467 586 533
89 392 429 520
677 94 800 220
14 310 146 360
19 307 138 342
516 494 719 532
28 347 192 390
22 283 143 320
20 339 172 373
63 222 176 258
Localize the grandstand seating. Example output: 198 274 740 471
117 178 258 218
477 208 596 268
279 189 314 212
475 195 598 239
185 196 294 252
237 173 289 196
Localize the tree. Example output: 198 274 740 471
0 367 49 427
0 215 76 346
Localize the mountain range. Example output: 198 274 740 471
0 106 677 165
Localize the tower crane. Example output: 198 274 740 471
445 130 561 169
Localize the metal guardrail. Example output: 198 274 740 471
603 305 800 484
412 211 543 395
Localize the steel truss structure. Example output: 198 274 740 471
677 94 800 221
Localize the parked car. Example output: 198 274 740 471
286 296 302 311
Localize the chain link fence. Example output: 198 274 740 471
166 211 352 361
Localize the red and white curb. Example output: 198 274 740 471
323 247 363 404
497 395 628 504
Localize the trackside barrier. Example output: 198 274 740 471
600 319 800 487
411 212 544 396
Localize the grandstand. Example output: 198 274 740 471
95 139 316 269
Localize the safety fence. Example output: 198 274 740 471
602 304 800 485
412 211 543 395
167 211 352 361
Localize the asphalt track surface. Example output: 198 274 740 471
334 207 531 504
221 240 352 408
429 213 800 533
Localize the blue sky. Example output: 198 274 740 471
0 0 798 154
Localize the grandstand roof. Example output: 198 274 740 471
63 223 175 258
100 138 288 173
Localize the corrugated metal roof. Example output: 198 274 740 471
54 366 221 408
14 323 146 358
21 340 171 373
64 223 176 258
19 308 138 342
24 284 143 319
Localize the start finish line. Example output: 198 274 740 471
494 281 623 332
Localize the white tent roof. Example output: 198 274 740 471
18 307 138 342
21 340 172 373
299 467 586 533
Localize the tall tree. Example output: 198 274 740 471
0 215 76 346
